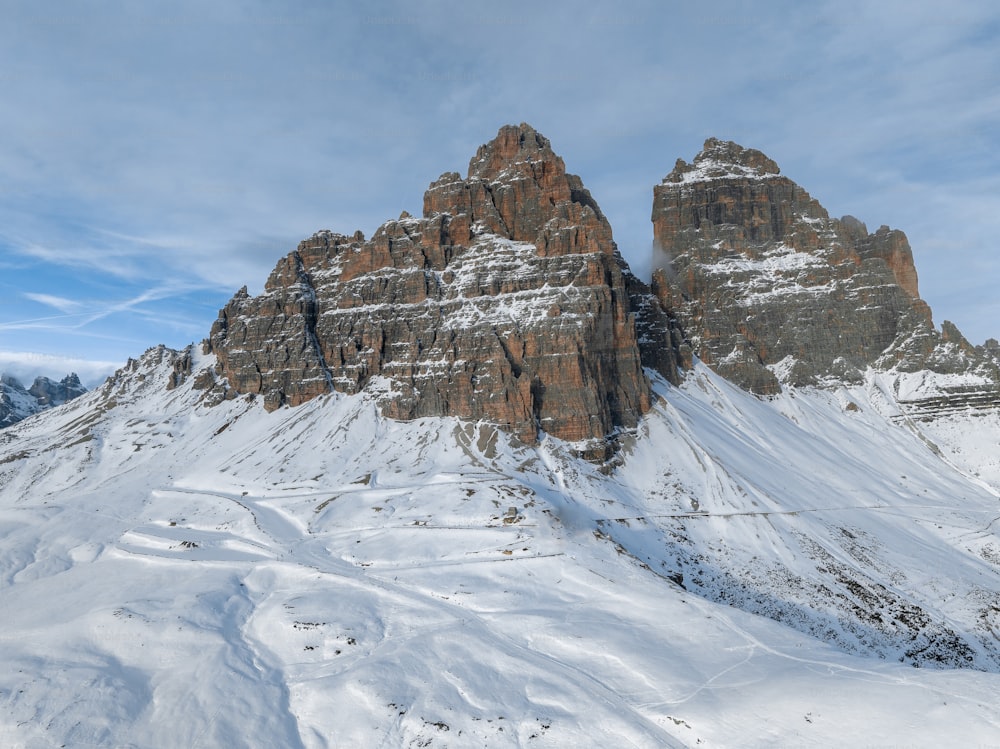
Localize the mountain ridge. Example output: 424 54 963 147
0 371 86 428
197 125 998 448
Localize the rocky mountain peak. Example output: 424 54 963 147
28 372 86 406
466 122 556 180
0 372 87 428
650 139 978 394
206 124 670 451
424 122 611 255
664 137 781 184
200 127 993 443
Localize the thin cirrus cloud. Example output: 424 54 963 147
22 293 83 315
36 286 214 331
0 0 997 386
3 282 224 376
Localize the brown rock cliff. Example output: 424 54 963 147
650 138 946 392
207 124 671 446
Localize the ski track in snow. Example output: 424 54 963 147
158 485 681 745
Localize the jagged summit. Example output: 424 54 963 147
649 137 998 396
467 122 556 179
205 123 670 449
0 372 87 428
424 122 612 253
663 137 782 184
201 126 995 445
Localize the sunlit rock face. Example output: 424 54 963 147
207 124 679 446
205 128 997 444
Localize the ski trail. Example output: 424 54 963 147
227 585 308 749
191 476 689 748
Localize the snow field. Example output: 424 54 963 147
1 349 1000 746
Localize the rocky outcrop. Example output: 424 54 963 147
27 372 85 407
0 373 87 428
207 124 676 447
203 128 996 439
650 137 982 393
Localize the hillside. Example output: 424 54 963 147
0 345 998 747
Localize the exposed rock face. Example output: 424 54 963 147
650 137 980 393
204 129 995 439
28 373 86 407
208 124 672 446
0 373 87 428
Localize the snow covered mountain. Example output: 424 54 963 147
3 346 1000 747
0 372 86 428
2 125 999 747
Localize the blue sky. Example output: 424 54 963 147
1 0 997 387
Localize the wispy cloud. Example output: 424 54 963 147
23 292 83 314
7 285 213 332
0 308 95 331
0 0 996 359
0 280 224 382
72 286 183 328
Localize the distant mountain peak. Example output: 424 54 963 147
0 371 87 428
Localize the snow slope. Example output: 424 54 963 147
1 345 999 747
